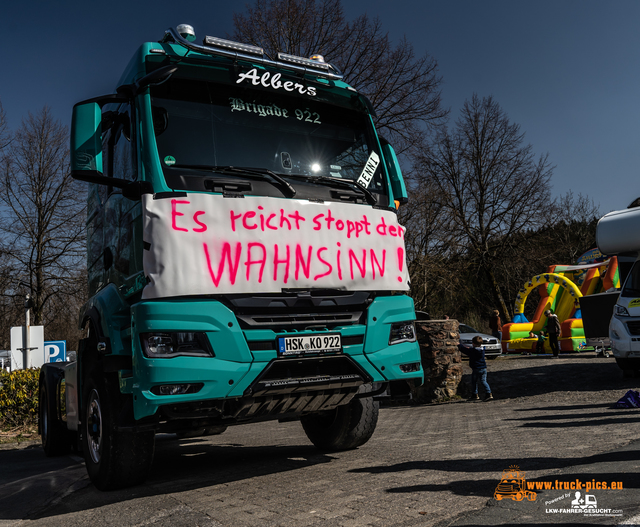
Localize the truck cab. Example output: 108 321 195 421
39 24 423 490
596 204 640 375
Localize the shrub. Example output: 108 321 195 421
0 368 40 430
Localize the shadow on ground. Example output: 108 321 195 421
461 355 639 400
24 438 334 522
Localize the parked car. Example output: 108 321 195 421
458 324 502 359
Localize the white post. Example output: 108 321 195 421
23 294 31 369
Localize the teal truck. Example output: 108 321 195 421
38 24 423 490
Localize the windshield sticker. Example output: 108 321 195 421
629 298 640 308
229 98 322 125
230 98 289 118
356 151 380 188
237 68 317 97
164 155 176 166
141 194 409 298
294 109 321 124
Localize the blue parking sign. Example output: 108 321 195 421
45 341 66 362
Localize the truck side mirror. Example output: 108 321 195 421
71 101 103 177
70 95 150 200
380 141 408 205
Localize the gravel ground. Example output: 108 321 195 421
478 351 639 405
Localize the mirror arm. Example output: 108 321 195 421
71 171 153 201
117 64 180 98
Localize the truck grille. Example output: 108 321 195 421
224 291 372 330
626 321 640 335
238 312 360 328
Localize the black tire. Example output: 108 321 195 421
300 384 379 451
39 369 72 456
615 357 640 371
82 374 155 490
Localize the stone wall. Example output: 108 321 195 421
411 319 463 403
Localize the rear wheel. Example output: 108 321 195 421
39 372 72 456
82 374 155 490
300 385 379 451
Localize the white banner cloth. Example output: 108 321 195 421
142 194 409 299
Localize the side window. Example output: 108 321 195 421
101 104 135 182
112 110 135 181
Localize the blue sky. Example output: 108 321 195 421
2 0 639 215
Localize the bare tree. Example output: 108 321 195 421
549 192 600 263
0 107 86 328
416 95 554 321
233 0 448 154
0 100 9 152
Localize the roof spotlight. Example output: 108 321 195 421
176 24 196 42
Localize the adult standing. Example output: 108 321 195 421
489 309 502 341
545 309 561 357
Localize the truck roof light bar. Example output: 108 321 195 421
161 26 344 81
204 36 264 57
277 52 331 72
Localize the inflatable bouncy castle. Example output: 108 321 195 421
502 250 620 354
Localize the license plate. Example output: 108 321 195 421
277 334 342 356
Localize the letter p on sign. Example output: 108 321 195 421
45 341 67 362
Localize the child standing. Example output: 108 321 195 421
458 335 493 401
535 331 546 354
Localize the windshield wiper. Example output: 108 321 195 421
287 174 377 205
172 165 296 198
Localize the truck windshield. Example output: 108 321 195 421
150 78 386 194
622 261 640 296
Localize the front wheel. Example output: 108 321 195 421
82 375 155 490
300 385 379 451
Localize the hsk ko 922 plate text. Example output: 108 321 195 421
277 334 342 356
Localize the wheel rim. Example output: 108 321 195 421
86 389 103 464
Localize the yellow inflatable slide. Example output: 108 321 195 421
502 252 619 353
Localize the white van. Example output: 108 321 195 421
596 205 640 374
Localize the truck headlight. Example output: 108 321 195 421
389 322 417 345
614 305 630 317
141 332 214 358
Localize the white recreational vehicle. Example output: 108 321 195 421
596 203 640 375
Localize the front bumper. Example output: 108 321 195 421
609 315 640 358
128 295 423 420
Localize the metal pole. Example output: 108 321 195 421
24 294 31 369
